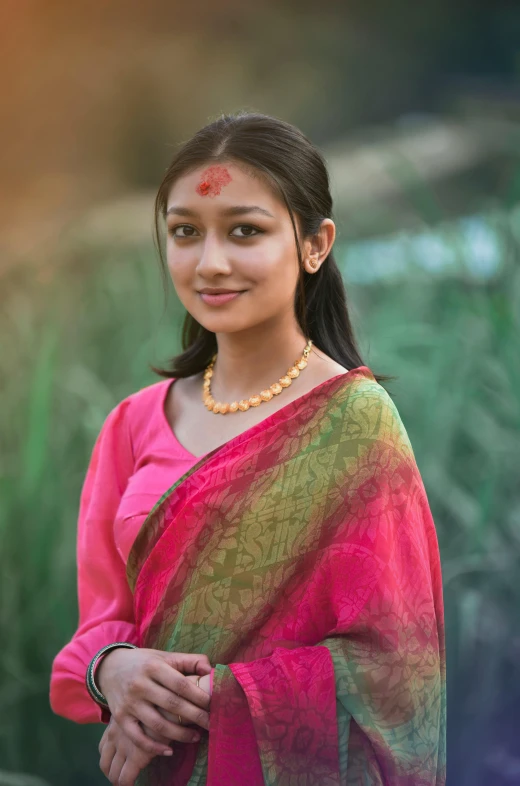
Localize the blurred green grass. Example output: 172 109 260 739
1 217 519 785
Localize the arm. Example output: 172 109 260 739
49 400 137 724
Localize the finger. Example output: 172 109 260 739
99 740 116 779
108 751 126 785
149 662 211 710
136 704 202 745
140 718 171 746
194 657 213 676
99 722 112 755
118 749 156 786
164 652 212 677
116 715 177 758
148 684 210 731
156 708 200 734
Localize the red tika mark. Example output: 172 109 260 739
196 165 232 197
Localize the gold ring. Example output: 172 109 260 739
178 714 183 725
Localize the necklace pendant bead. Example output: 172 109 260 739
249 394 262 407
229 402 239 412
212 402 221 413
238 400 250 411
287 367 300 379
296 359 307 370
279 376 292 388
219 403 230 414
270 382 282 395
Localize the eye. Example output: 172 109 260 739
230 225 263 238
168 224 263 239
168 224 198 238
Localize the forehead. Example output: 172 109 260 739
166 162 280 209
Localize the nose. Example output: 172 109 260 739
195 231 230 274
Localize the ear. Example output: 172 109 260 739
302 219 336 272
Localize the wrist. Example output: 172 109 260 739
95 651 117 697
86 642 137 707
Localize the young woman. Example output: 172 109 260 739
50 111 446 785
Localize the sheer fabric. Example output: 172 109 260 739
126 367 446 785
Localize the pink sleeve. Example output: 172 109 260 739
49 400 138 724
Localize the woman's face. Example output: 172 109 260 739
165 161 308 336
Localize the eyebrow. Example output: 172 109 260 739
166 205 275 219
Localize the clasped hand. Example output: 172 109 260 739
97 649 212 786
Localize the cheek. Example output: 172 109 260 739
244 236 297 280
166 247 193 284
253 243 300 290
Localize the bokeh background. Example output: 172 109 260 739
1 1 520 784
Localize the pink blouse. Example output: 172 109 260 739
49 378 215 724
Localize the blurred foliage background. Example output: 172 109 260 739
1 1 520 784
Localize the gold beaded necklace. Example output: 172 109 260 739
203 339 313 414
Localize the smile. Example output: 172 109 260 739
199 291 246 306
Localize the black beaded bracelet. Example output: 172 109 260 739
86 642 138 708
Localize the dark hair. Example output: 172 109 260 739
149 110 394 387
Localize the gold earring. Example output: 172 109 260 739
309 257 318 269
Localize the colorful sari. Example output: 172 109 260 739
127 366 446 785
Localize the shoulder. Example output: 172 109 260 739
120 378 172 411
83 379 172 484
103 378 172 440
336 369 414 457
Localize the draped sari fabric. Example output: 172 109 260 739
126 367 446 785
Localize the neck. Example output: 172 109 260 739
208 323 311 402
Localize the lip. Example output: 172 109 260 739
199 291 246 306
198 288 244 294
